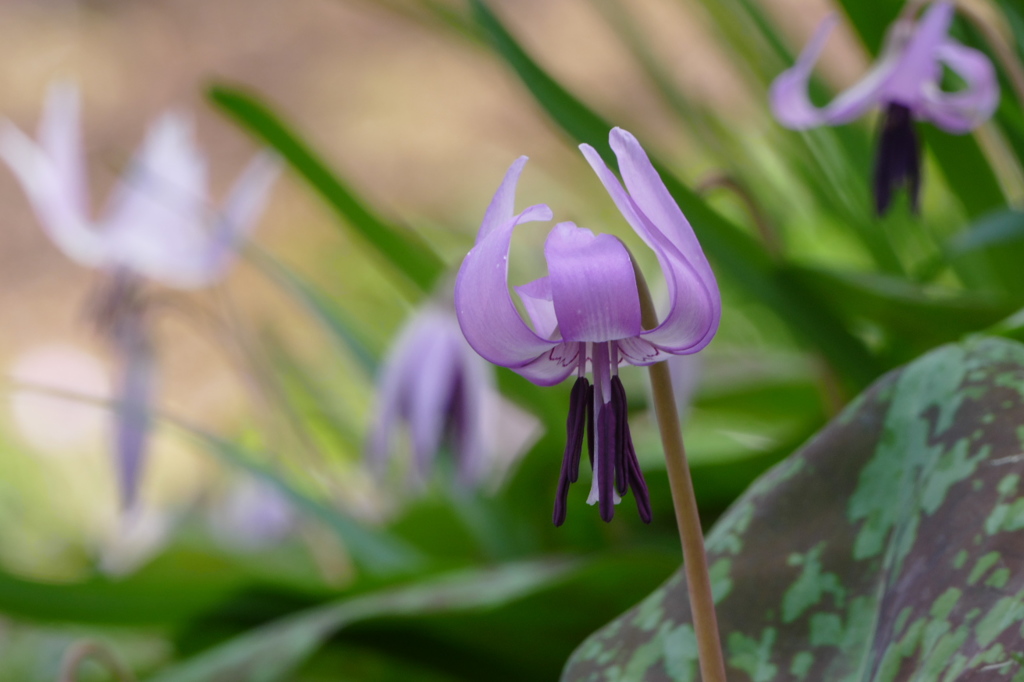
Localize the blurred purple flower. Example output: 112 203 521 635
770 1 998 214
367 305 494 487
210 477 297 550
0 84 278 510
455 127 720 525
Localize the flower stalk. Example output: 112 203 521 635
633 257 726 682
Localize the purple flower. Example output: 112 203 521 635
367 305 495 487
455 127 720 525
0 84 278 510
770 1 999 214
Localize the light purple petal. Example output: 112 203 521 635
408 324 460 478
582 131 719 354
511 342 581 386
366 310 425 471
451 338 494 485
203 152 281 280
477 156 529 242
881 0 953 105
112 314 155 512
616 336 665 366
919 41 999 132
455 201 557 367
102 113 212 287
0 95 105 266
544 222 641 343
514 276 560 340
769 14 894 128
608 129 717 288
39 83 89 220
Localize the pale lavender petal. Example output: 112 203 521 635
112 314 155 512
455 205 558 368
919 41 999 132
515 276 560 340
0 115 105 266
512 342 581 386
882 0 953 105
608 129 717 288
39 83 88 219
202 152 281 281
409 325 460 478
451 338 494 485
582 132 719 354
771 14 897 128
544 222 641 343
366 309 433 470
477 156 529 242
616 336 664 366
102 113 211 287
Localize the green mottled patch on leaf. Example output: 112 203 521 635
969 552 1001 585
729 629 778 682
563 338 1024 681
782 544 844 623
790 651 813 680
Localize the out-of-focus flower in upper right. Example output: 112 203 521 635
769 1 999 215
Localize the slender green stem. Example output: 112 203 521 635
632 258 727 682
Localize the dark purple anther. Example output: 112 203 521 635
873 103 921 216
553 376 590 526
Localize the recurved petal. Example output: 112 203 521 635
203 152 281 281
451 338 495 486
583 131 719 354
455 203 557 369
0 121 105 267
883 0 953 104
408 324 460 479
608 129 716 288
102 113 211 287
366 307 438 471
515 276 560 340
477 156 529 243
919 41 999 132
770 14 895 128
544 222 641 343
39 83 88 219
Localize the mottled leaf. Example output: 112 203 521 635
564 336 1024 681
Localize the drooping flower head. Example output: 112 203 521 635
0 84 279 509
770 1 999 214
455 128 720 525
367 304 496 488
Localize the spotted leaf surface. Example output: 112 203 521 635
563 337 1024 681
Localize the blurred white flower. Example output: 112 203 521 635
0 83 279 510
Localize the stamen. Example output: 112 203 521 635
873 102 921 216
611 375 629 496
553 375 590 526
586 383 595 469
597 400 616 522
625 423 652 524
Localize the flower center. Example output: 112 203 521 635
552 341 651 525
